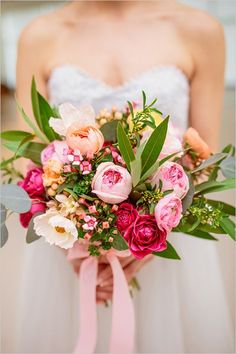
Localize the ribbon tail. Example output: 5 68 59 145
107 254 135 354
74 257 98 354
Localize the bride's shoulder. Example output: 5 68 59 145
176 4 224 44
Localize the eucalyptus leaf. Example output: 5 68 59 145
100 120 119 142
141 116 169 175
117 122 135 170
26 212 42 244
112 233 129 251
153 241 181 260
0 184 31 213
220 157 235 178
192 153 228 174
0 204 8 247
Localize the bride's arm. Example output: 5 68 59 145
187 15 225 152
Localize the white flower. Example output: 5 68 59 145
33 211 78 249
55 194 78 216
49 103 96 136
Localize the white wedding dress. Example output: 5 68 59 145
14 65 234 353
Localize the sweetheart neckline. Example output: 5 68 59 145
48 63 190 92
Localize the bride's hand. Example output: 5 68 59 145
96 254 153 304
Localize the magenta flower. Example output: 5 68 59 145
124 214 167 259
19 198 46 228
18 167 44 198
116 203 138 234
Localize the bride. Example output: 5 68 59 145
14 1 233 353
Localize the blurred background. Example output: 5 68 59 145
1 1 235 353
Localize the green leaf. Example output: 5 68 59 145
0 204 8 247
14 133 35 156
197 224 225 234
195 178 236 195
26 212 42 244
16 99 48 143
3 141 46 165
159 150 183 166
1 130 32 142
31 78 60 141
112 233 129 251
139 159 159 183
141 116 169 175
219 217 236 240
153 241 181 260
117 122 135 170
220 156 235 178
100 120 119 142
0 156 19 170
142 90 147 109
0 184 31 213
206 199 235 216
182 174 195 213
130 158 142 187
222 144 235 155
192 153 228 174
186 229 217 241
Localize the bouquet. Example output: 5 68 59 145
1 79 235 353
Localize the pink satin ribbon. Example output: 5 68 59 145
67 242 135 354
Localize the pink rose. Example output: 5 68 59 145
155 193 182 232
116 203 138 234
19 198 46 228
66 124 104 155
92 162 132 204
151 161 189 199
41 141 69 164
124 214 167 259
18 168 45 197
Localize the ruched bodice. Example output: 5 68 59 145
48 64 190 132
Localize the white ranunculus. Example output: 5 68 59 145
49 103 96 136
33 211 78 249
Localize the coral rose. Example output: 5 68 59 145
124 214 167 259
92 162 132 204
18 167 44 197
116 203 138 234
183 127 211 159
66 124 104 155
155 193 182 232
151 161 189 199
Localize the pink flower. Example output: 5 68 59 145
18 168 44 198
82 215 98 231
155 193 182 232
41 141 69 164
19 198 46 228
66 124 104 155
151 161 189 199
92 162 132 204
88 205 97 214
116 203 138 234
124 214 167 259
80 161 92 175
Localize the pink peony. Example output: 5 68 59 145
41 141 69 164
18 167 44 198
92 162 132 204
124 214 167 259
155 193 182 232
19 198 46 228
151 161 189 199
116 203 138 234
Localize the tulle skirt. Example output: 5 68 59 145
3 216 235 353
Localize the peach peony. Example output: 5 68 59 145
183 127 211 159
66 124 104 155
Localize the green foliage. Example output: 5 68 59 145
153 241 181 260
117 122 135 170
220 217 236 240
185 229 217 241
100 120 119 142
26 213 42 243
141 116 169 175
3 141 46 165
192 153 228 174
195 178 236 195
112 232 129 251
182 174 195 213
0 184 31 213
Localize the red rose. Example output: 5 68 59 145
116 203 138 233
124 214 167 259
19 198 46 228
18 167 44 198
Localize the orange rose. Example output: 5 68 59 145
66 124 104 155
183 127 211 159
